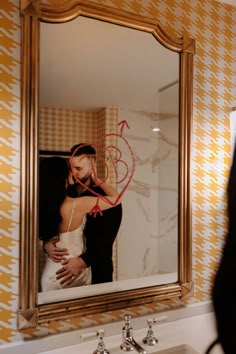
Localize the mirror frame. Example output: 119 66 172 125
18 0 195 329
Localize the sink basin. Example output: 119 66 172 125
151 344 199 354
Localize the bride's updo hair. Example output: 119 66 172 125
39 156 69 242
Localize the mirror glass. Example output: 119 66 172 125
38 16 179 305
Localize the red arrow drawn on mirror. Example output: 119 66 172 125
118 120 129 136
89 199 104 217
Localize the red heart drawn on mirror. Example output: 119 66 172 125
69 120 135 212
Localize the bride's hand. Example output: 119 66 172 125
91 171 102 186
56 257 87 286
68 170 76 185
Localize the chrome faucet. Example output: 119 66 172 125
93 329 110 354
120 314 147 354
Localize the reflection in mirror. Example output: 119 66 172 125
38 16 179 305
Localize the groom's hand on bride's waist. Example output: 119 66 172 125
56 257 87 287
44 237 69 262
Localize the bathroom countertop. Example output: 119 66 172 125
38 312 223 354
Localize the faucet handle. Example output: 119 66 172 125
93 329 110 354
124 313 132 325
142 318 158 346
122 313 133 332
121 313 134 351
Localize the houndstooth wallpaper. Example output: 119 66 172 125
0 0 236 343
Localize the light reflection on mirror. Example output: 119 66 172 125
38 16 179 305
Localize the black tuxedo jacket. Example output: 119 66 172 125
67 184 122 284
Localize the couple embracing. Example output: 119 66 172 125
39 144 122 291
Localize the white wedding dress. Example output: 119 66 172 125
41 200 91 291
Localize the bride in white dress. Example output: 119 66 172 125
39 156 120 292
41 205 91 291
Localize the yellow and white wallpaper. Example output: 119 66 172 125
1 0 236 344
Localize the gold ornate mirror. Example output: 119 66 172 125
19 0 195 329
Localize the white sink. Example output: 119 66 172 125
109 343 199 354
151 344 199 354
